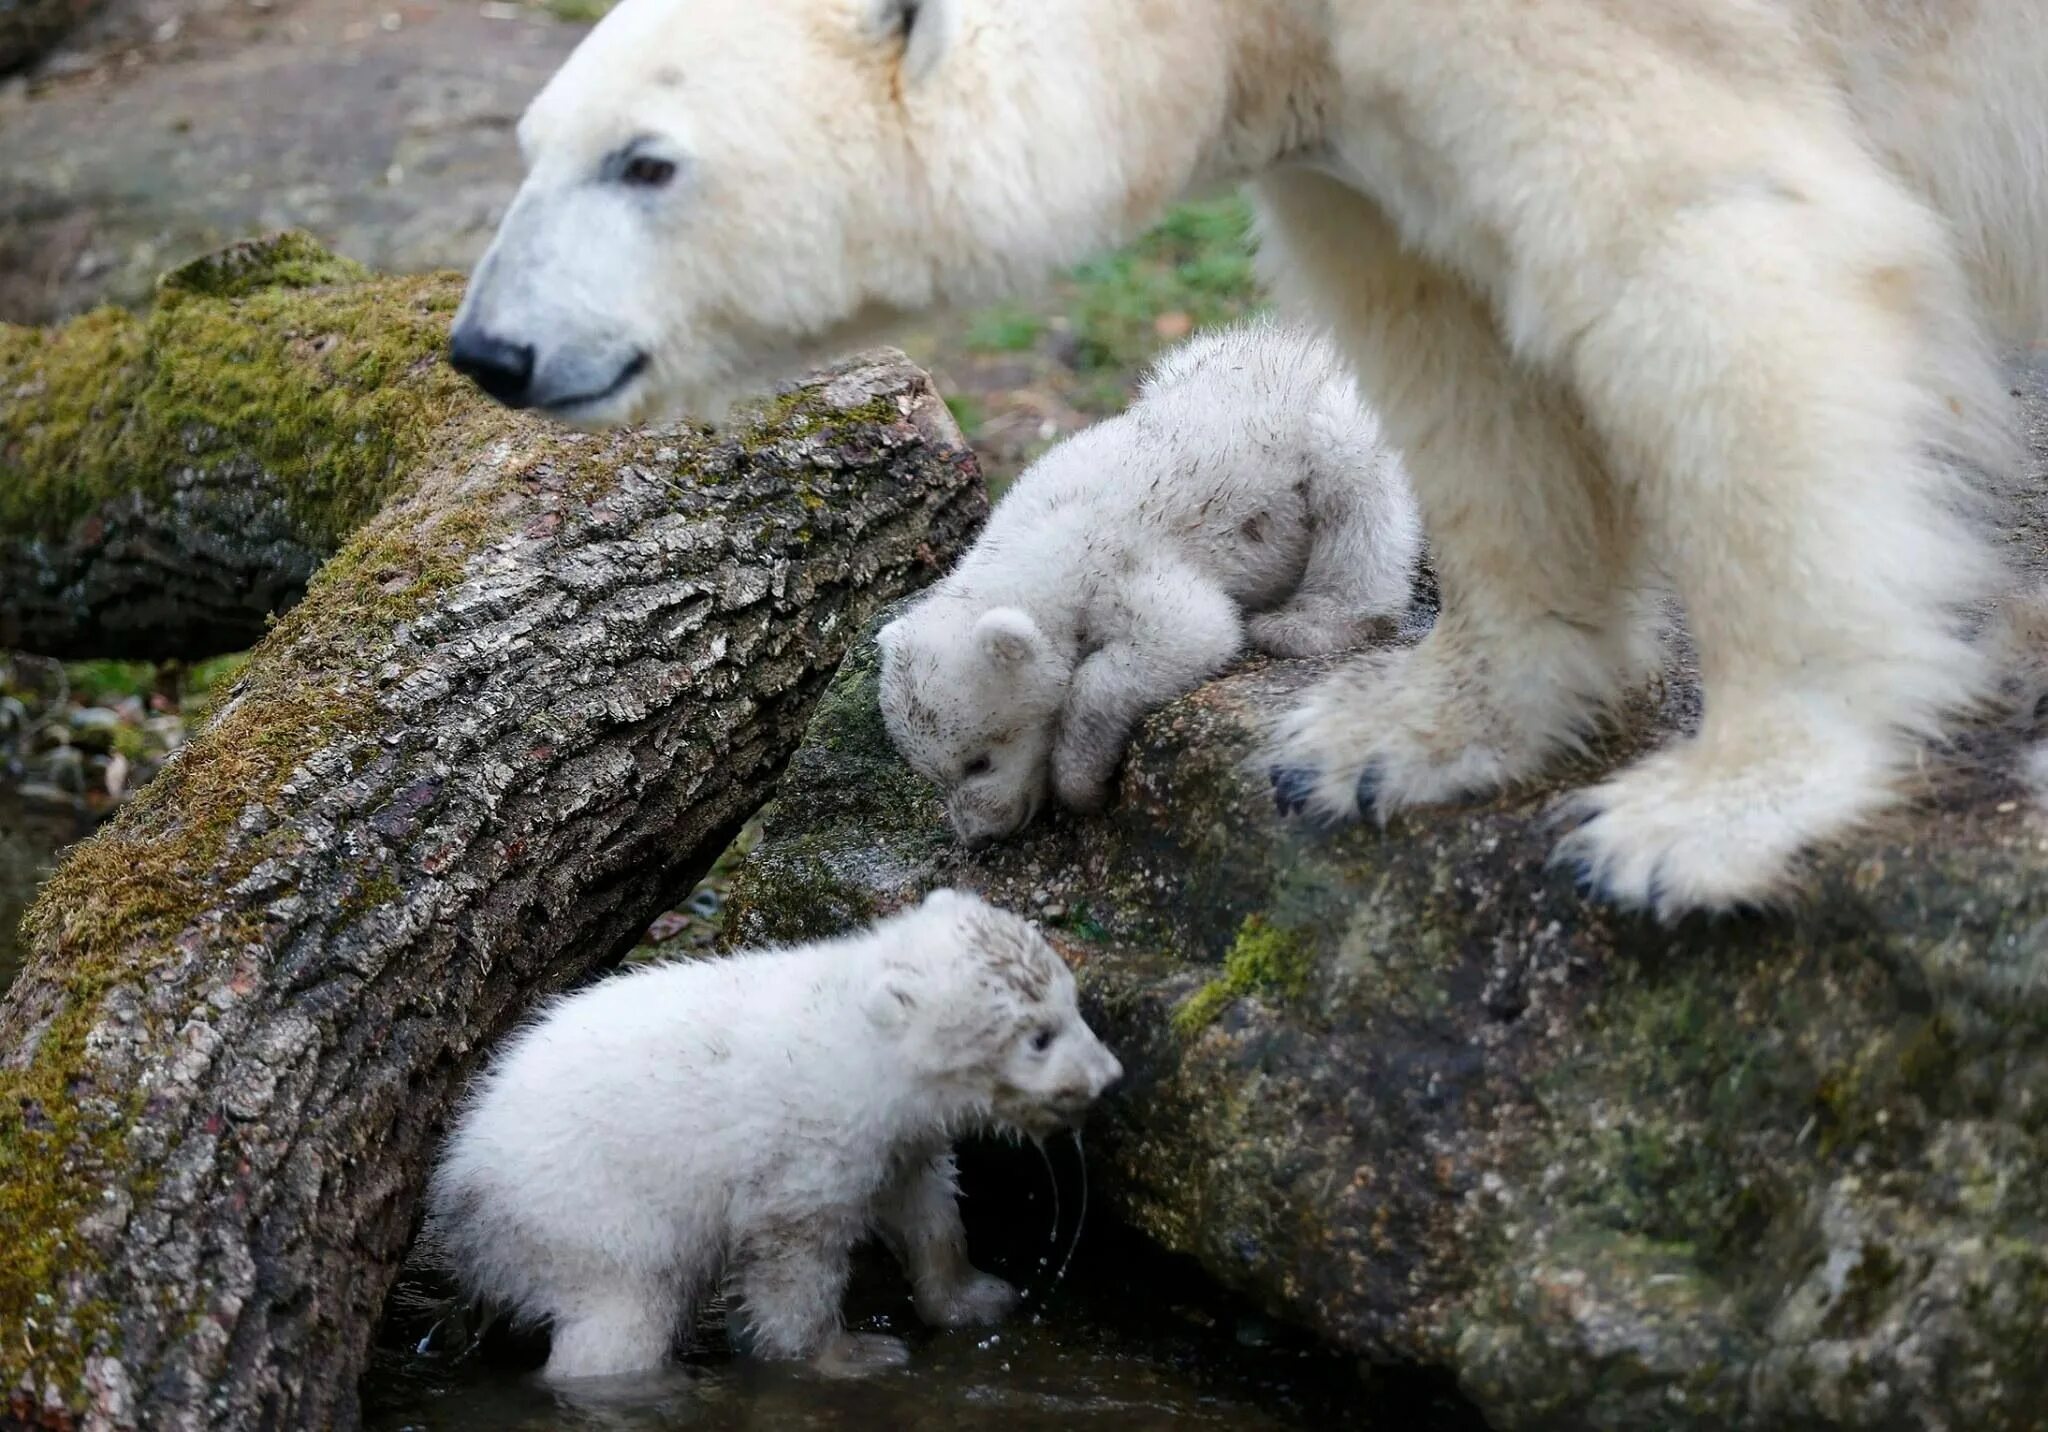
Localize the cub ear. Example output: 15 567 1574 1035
877 618 905 655
864 975 920 1037
972 608 1045 670
867 0 956 83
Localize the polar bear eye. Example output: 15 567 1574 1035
963 754 992 778
1029 1026 1058 1053
620 155 679 189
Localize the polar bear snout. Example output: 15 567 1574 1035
447 313 651 423
447 327 536 408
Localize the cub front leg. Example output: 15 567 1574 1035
872 1147 1018 1330
730 1214 907 1375
1054 566 1243 812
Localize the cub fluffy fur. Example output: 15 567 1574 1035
451 0 2048 917
878 320 1420 843
423 889 1122 1382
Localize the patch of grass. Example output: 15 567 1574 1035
1061 197 1262 377
62 660 157 706
943 392 986 438
966 306 1046 354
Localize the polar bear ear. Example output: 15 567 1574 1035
972 608 1044 671
876 618 905 654
868 0 957 84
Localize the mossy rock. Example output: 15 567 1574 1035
726 364 2048 1429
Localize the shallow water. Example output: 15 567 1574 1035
368 1141 1484 1432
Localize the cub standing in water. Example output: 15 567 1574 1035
422 890 1121 1381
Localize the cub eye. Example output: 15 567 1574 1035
1029 1026 1057 1053
963 754 992 778
620 155 678 188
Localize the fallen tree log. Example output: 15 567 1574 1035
0 234 470 661
0 240 986 1428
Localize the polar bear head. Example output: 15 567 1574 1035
447 0 1239 425
877 602 1069 845
870 889 1121 1138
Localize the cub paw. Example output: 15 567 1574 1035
1051 752 1114 814
918 1271 1020 1330
813 1331 911 1378
1247 604 1398 659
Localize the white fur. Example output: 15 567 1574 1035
878 321 1421 843
457 0 2048 915
422 889 1122 1382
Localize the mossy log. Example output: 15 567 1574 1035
0 241 987 1428
0 234 466 661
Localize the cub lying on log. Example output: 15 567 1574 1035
880 321 1420 843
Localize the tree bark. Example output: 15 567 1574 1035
0 308 986 1427
0 233 466 661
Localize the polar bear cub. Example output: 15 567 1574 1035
879 320 1421 843
423 889 1122 1382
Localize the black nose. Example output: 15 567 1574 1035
448 327 535 408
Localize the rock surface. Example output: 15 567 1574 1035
725 356 2048 1431
0 0 577 324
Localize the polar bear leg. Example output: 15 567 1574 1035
543 1277 679 1381
1496 122 2005 915
872 1148 1019 1330
1254 168 1655 819
1054 566 1244 812
732 1215 907 1371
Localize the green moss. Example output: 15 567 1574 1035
0 230 475 556
154 231 371 303
1171 914 1314 1036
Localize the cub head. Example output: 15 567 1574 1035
877 603 1069 844
869 889 1122 1138
447 0 1221 425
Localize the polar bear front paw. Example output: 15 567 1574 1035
1263 641 1572 826
917 1271 1020 1330
1550 715 1902 920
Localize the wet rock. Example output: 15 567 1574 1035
726 360 2048 1429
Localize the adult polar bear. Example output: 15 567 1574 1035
448 0 2048 918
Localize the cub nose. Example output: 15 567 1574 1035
448 326 536 408
1093 1047 1124 1097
